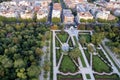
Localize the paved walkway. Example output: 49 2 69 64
53 31 57 80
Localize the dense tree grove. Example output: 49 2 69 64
93 24 120 56
0 21 49 80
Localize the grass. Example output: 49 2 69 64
56 49 61 65
84 49 90 64
57 32 69 43
50 31 53 80
79 53 86 67
55 37 61 47
78 34 91 43
73 36 79 47
68 37 73 47
93 56 112 73
57 74 82 80
94 74 120 79
86 74 91 79
59 55 78 73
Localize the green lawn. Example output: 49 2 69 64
56 49 61 65
68 37 74 47
84 49 90 64
57 74 82 80
94 74 120 79
50 32 53 80
78 34 91 43
57 33 69 43
59 55 78 73
79 53 86 67
55 37 61 47
73 36 79 47
93 56 112 73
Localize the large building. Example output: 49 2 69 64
52 3 62 18
63 9 74 24
37 9 48 20
20 10 34 19
78 11 93 20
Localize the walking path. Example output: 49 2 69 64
53 31 57 80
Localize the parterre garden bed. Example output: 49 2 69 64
57 74 82 80
84 49 90 64
59 55 79 73
56 32 69 43
94 74 120 79
56 49 61 65
78 33 91 46
93 56 112 73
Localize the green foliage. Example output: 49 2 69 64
52 17 61 23
14 59 26 68
59 55 78 73
91 32 105 45
80 19 95 23
27 65 41 78
93 56 112 73
69 47 80 59
52 0 60 3
0 22 49 79
37 17 47 23
0 55 13 68
97 18 118 23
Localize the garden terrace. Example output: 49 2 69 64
94 74 119 80
57 74 82 80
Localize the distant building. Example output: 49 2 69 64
78 11 93 20
0 10 18 18
63 9 74 24
114 9 120 17
96 11 109 20
20 10 34 19
52 3 62 18
37 9 48 19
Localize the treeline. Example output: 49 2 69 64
0 21 50 80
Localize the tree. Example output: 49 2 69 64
51 25 58 30
112 47 120 55
52 17 61 23
27 65 41 78
35 48 44 57
44 60 50 72
69 47 80 59
16 68 27 79
91 32 105 45
14 59 26 68
79 36 86 46
87 44 94 53
0 55 13 68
